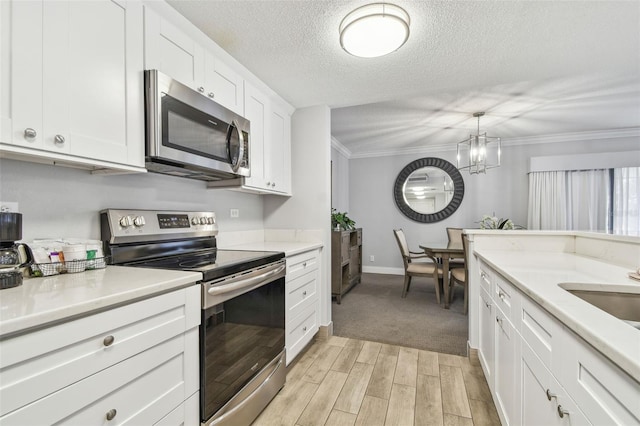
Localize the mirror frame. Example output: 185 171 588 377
393 157 465 223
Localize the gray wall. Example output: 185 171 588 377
0 158 263 241
349 136 640 272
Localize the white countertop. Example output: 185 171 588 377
221 241 323 257
475 249 640 381
0 266 201 339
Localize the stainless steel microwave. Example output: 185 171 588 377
144 70 250 182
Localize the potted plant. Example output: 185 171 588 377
331 208 355 231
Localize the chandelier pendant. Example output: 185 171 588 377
456 112 501 174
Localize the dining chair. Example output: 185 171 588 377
446 227 465 268
449 232 469 314
393 229 443 302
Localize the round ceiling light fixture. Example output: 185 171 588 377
339 3 410 58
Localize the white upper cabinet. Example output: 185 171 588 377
144 6 243 115
230 81 291 195
0 0 145 172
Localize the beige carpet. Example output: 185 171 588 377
332 273 469 356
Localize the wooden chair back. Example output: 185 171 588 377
393 229 410 269
446 227 463 244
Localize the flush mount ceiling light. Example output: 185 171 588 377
456 112 501 174
339 3 410 58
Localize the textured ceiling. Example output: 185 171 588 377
167 0 640 156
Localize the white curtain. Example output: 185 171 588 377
528 170 610 231
613 167 640 236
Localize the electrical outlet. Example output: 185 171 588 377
370 255 375 262
230 209 239 218
0 201 19 212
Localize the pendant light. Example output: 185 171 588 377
456 112 501 174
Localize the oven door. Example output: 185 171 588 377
145 70 249 176
200 262 285 425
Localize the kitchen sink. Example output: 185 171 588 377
561 286 640 330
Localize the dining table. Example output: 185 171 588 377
419 241 464 309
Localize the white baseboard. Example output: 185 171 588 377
362 266 404 275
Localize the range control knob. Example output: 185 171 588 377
133 216 146 227
191 217 199 226
199 217 207 225
119 216 133 228
207 217 215 224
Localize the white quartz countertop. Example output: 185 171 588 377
0 266 201 339
474 249 640 381
220 241 323 257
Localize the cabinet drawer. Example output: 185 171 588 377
494 273 520 325
0 286 199 416
560 330 640 425
286 304 318 365
287 268 318 321
478 261 493 292
1 333 191 425
286 249 319 281
520 295 562 375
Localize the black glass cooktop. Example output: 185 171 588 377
129 249 284 281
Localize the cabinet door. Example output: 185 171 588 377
243 80 268 189
521 342 589 426
266 101 291 194
45 0 143 165
143 6 204 90
1 0 44 149
478 287 494 390
494 309 519 426
204 52 244 114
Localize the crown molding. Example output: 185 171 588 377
344 127 640 159
331 136 352 158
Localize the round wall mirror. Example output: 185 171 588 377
393 157 464 223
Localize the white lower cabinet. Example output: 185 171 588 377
521 342 589 426
285 248 320 364
494 307 520 426
0 285 200 425
474 259 639 426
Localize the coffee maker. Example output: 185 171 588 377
0 212 33 289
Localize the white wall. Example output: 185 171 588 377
0 158 264 241
331 145 349 213
348 135 640 274
264 106 332 328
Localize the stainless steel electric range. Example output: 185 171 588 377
101 209 286 426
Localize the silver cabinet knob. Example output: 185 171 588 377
546 389 557 401
266 182 271 186
54 134 65 145
106 409 117 421
103 335 115 347
24 128 37 141
303 326 307 332
557 405 569 418
303 262 307 267
302 291 307 296
208 92 214 98
197 86 204 93
271 182 276 187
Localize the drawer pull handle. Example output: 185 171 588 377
303 291 307 296
303 326 307 332
546 389 557 401
557 405 569 418
495 317 502 326
303 262 307 267
24 128 37 141
106 409 117 421
103 335 115 347
484 300 491 308
498 291 506 300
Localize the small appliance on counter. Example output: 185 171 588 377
0 212 33 289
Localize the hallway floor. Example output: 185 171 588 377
253 336 500 426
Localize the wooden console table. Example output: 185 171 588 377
331 228 362 304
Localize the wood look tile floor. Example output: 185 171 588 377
253 337 500 426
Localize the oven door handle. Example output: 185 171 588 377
207 264 285 296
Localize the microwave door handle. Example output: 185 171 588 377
207 264 285 296
228 119 244 173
